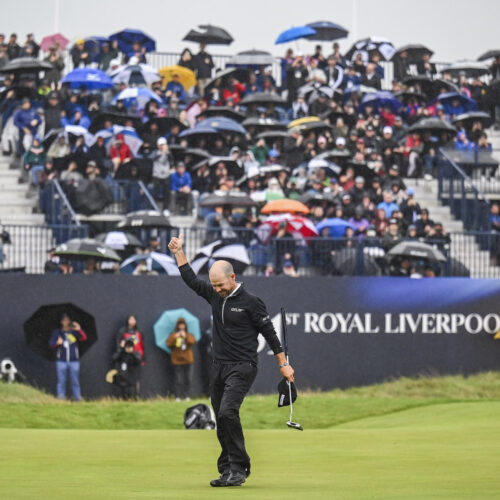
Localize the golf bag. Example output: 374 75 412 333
184 403 216 430
0 358 26 383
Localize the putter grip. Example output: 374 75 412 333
280 307 288 357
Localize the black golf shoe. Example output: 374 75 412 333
210 472 230 487
226 471 246 486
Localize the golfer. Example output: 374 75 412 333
168 234 294 487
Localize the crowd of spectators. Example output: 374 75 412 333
1 28 499 276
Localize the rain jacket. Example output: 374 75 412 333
49 328 87 362
179 264 283 365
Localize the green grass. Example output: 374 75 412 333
1 373 500 499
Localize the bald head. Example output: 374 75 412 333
209 260 237 298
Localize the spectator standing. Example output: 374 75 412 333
151 137 174 209
169 162 193 215
116 314 146 365
6 33 20 60
166 318 196 401
194 43 214 96
48 313 87 401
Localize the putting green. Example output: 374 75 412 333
1 401 499 499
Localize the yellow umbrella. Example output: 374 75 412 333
287 116 320 129
159 65 197 91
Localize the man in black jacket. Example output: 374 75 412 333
168 234 295 488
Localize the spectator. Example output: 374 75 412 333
382 218 402 250
48 313 87 401
166 318 196 401
166 72 187 102
98 42 118 71
110 339 142 400
71 39 90 68
169 162 193 215
22 33 40 58
152 137 174 209
400 188 421 225
362 63 382 90
417 53 436 78
393 51 410 81
13 98 42 155
110 133 133 172
194 43 214 96
415 208 434 238
377 190 399 219
6 33 20 60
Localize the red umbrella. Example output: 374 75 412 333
41 33 69 52
256 214 319 244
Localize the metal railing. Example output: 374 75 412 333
438 148 491 231
104 180 159 214
40 179 81 226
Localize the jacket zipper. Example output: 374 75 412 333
222 297 228 324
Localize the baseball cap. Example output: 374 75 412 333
157 137 167 146
383 126 393 134
389 218 398 224
407 187 415 195
336 137 346 146
277 378 297 407
355 176 365 183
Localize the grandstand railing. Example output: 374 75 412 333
105 179 159 214
438 148 491 231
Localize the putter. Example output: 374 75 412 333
281 308 303 431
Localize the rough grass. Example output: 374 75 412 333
1 371 500 430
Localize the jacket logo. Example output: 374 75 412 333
231 307 245 312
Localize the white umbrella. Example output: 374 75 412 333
191 240 251 274
111 63 161 85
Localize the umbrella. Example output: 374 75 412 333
120 251 180 275
200 193 257 208
316 218 354 237
308 158 341 175
116 210 172 230
240 92 287 106
81 37 111 62
178 126 219 143
154 308 201 354
478 49 500 61
403 76 460 97
94 125 143 156
89 112 142 134
201 106 246 122
95 231 143 250
316 150 352 161
296 120 333 135
259 164 290 175
112 87 162 108
190 240 250 274
205 67 250 89
243 117 287 131
109 28 156 54
275 26 317 44
436 91 478 112
53 238 121 262
141 117 187 137
332 248 381 276
196 116 247 135
256 214 319 244
61 68 114 90
394 90 427 103
447 257 470 277
111 63 161 85
256 130 291 142
442 61 490 79
159 65 197 90
0 57 52 74
24 303 97 361
42 125 95 149
261 199 310 215
288 116 320 129
182 24 233 45
176 147 211 164
452 111 493 130
206 156 244 178
305 21 348 41
297 192 337 206
392 44 433 63
227 49 274 66
40 33 69 52
387 241 446 262
342 85 378 102
407 117 456 135
359 91 402 112
345 36 396 61
346 161 378 181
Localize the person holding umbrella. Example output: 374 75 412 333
48 313 87 401
194 43 214 96
168 234 294 487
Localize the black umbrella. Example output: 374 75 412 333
442 61 490 79
200 193 257 208
42 127 85 149
392 44 433 63
402 76 459 100
316 150 352 161
346 161 377 180
446 257 470 277
140 117 187 137
177 147 212 167
243 117 287 131
204 67 250 93
95 231 144 250
182 24 234 45
116 210 172 230
114 157 152 182
477 49 500 61
89 112 142 134
297 192 337 205
259 164 290 175
296 120 333 135
256 130 291 142
24 303 98 361
305 21 349 41
394 90 426 103
406 117 456 135
240 92 287 106
201 106 246 122
227 49 274 66
0 85 38 100
320 109 349 123
452 111 493 130
332 248 382 276
53 238 122 262
207 156 244 178
387 241 446 262
0 57 53 74
191 240 251 274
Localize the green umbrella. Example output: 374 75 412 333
154 308 201 354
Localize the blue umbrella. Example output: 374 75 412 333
196 116 247 135
154 308 201 354
179 126 218 138
109 28 156 55
112 87 163 108
62 67 114 90
275 26 317 44
316 218 354 237
359 91 402 113
436 92 478 113
120 251 179 275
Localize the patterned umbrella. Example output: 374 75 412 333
256 214 319 244
111 63 160 85
345 36 396 61
120 251 179 275
190 240 251 274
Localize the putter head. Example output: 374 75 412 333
286 420 303 431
